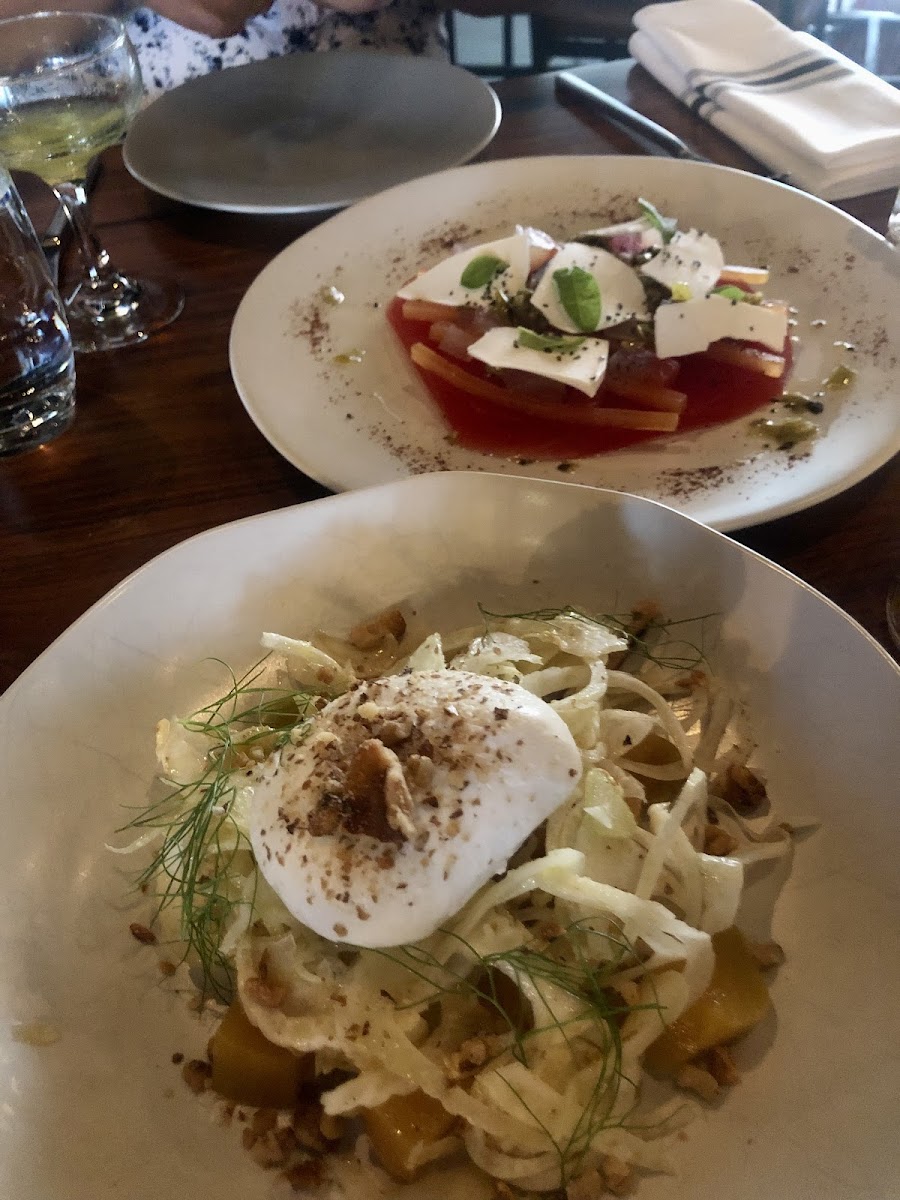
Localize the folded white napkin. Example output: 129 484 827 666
629 0 900 199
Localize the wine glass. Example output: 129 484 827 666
0 11 183 353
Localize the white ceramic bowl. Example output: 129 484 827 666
1 473 898 1199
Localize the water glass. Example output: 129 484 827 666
0 164 75 455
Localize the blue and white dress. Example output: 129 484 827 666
126 1 446 96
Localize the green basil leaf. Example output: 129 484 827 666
712 285 748 303
515 327 586 355
460 254 508 289
553 266 602 332
637 197 678 244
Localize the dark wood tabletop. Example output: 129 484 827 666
3 59 898 693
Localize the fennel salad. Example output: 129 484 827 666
121 605 792 1196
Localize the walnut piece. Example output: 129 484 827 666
703 823 740 857
747 939 786 969
129 922 157 945
342 737 418 843
348 607 407 650
181 1058 212 1094
714 762 768 815
702 1045 741 1087
601 1154 634 1196
444 1036 493 1083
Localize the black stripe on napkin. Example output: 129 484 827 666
689 54 849 119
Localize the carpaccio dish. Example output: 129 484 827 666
388 199 796 459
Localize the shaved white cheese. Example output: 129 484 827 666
529 242 649 334
640 229 725 298
654 293 789 358
466 326 609 398
396 232 531 308
575 216 664 256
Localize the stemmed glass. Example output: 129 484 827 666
0 11 183 353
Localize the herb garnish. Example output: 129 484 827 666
372 920 660 1184
516 327 586 355
637 197 677 244
461 254 508 290
553 266 602 332
122 659 319 999
476 603 709 672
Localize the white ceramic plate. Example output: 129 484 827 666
1 472 898 1198
123 52 500 214
230 154 900 530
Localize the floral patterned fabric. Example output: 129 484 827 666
126 1 446 96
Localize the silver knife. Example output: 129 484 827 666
555 71 710 164
555 71 793 185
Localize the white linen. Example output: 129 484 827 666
629 0 900 200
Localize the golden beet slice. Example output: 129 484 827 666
644 927 771 1076
363 1090 456 1181
207 1000 311 1108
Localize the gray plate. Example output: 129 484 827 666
123 50 501 214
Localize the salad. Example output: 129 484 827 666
125 605 792 1196
388 199 794 459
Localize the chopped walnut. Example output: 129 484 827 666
306 793 345 837
703 823 739 856
405 753 435 788
244 953 287 1008
292 1101 329 1152
247 1130 290 1169
444 1036 492 1082
676 1063 720 1102
244 975 287 1009
129 922 156 945
348 607 407 650
284 1158 325 1191
343 737 418 842
714 763 768 815
376 715 414 747
747 939 785 968
601 1154 634 1196
181 1058 212 1094
702 1045 741 1087
250 1108 278 1137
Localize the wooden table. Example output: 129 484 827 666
3 60 898 692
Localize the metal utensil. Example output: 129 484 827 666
555 71 710 164
555 71 793 185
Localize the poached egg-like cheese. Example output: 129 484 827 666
466 326 610 397
396 232 531 308
654 294 788 358
249 670 582 947
530 242 649 334
640 229 725 298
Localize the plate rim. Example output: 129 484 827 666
122 51 502 215
3 473 898 704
